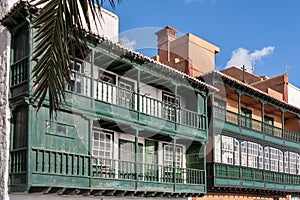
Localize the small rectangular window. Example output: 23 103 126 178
45 121 74 137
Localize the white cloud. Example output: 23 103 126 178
225 46 275 73
119 37 136 50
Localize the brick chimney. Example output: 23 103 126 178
155 26 178 65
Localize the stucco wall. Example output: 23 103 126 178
0 1 11 200
288 83 300 109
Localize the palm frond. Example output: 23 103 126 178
30 0 121 118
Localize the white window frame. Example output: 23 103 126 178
279 150 284 173
234 139 240 166
163 144 183 168
284 151 289 173
214 135 221 163
289 152 297 174
92 128 113 166
221 136 234 165
241 141 247 167
258 145 264 169
248 141 258 168
297 154 300 175
270 147 279 172
264 147 270 170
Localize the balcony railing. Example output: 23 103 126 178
213 106 300 143
91 78 206 129
214 163 300 185
10 148 205 191
93 157 205 185
10 148 27 174
10 57 29 87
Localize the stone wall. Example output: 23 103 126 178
0 0 10 199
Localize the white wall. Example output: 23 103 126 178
89 8 119 42
288 83 300 108
8 1 119 42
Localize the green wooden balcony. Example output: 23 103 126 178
10 57 29 97
91 79 206 129
209 163 300 192
9 148 206 196
213 106 300 144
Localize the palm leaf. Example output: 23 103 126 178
30 0 121 118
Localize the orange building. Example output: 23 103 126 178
155 26 300 200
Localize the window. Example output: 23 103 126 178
13 107 28 149
45 121 75 137
289 152 297 174
297 154 300 175
234 139 240 166
213 98 226 108
258 145 264 169
284 151 289 173
214 135 221 163
241 141 247 167
69 61 82 93
145 140 158 165
264 147 270 170
13 28 29 63
118 80 134 108
162 92 176 121
92 128 113 166
95 70 116 102
248 142 258 168
163 144 183 168
270 147 279 172
278 150 284 172
213 98 226 121
56 124 67 135
241 108 252 128
221 136 234 165
264 115 274 135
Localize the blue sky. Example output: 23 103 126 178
103 0 300 87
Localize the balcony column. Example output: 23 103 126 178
137 69 141 121
174 84 178 128
198 92 208 130
172 137 177 188
200 141 207 190
91 50 95 109
133 127 142 190
236 91 242 126
88 118 94 189
260 100 265 132
281 108 285 138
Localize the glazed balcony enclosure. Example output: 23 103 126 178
4 3 216 197
203 71 300 196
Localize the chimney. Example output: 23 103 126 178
155 26 178 65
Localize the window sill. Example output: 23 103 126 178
45 132 74 139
